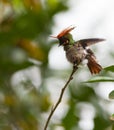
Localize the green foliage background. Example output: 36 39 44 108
0 0 114 130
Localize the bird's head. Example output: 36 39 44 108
51 26 75 46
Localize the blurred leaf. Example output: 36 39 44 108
0 13 14 32
4 95 17 107
23 0 42 12
17 39 47 62
112 124 114 130
62 99 79 130
94 115 110 130
109 90 114 99
40 94 51 112
1 0 10 4
85 76 114 83
46 0 68 16
104 65 114 72
110 114 114 121
11 0 24 12
70 86 96 101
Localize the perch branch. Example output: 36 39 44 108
44 65 78 130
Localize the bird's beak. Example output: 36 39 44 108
50 35 57 38
50 35 62 47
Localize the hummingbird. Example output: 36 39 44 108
51 26 105 74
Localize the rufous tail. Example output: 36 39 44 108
86 55 102 74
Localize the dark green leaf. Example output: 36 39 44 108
94 116 110 130
112 124 114 130
104 65 114 72
84 76 114 83
109 91 114 99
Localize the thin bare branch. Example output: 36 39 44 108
44 65 78 130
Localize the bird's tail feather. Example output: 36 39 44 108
87 55 102 74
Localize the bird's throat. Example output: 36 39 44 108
64 44 72 51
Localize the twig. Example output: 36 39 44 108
44 65 78 130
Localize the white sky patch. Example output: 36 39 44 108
95 82 114 100
49 45 70 69
12 66 41 87
53 0 114 41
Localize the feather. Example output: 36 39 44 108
57 26 75 38
79 38 105 49
86 55 102 74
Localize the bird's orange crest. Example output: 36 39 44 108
51 26 75 39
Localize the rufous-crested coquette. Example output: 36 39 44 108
51 26 105 74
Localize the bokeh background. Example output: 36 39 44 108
0 0 114 130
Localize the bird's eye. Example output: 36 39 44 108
66 40 69 43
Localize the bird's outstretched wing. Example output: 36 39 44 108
78 38 105 49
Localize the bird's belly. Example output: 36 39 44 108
66 48 86 65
